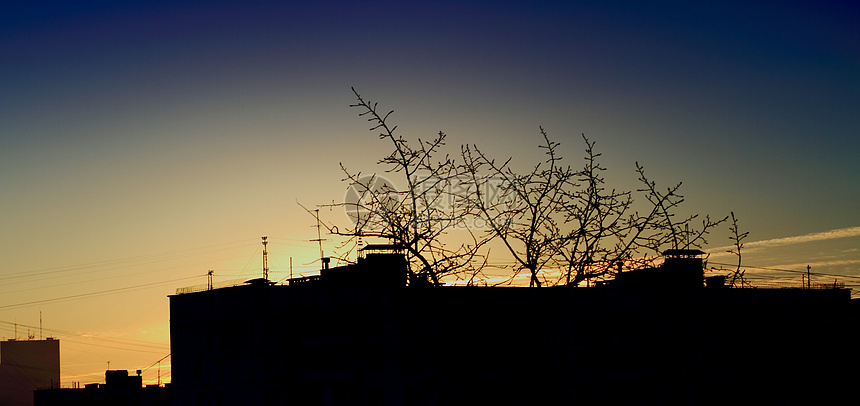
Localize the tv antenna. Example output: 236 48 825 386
309 209 329 269
262 236 269 281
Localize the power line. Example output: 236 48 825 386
140 354 171 373
0 322 169 358
0 239 256 282
708 261 860 280
0 322 168 350
0 275 199 310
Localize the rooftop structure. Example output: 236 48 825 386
600 249 709 289
285 246 407 289
34 370 170 406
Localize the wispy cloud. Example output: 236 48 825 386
708 226 860 254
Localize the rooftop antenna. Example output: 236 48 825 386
262 236 269 281
310 209 328 270
40 310 43 340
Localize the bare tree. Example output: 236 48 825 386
632 162 726 254
463 131 727 287
461 128 576 287
315 88 489 285
316 91 725 287
727 211 749 288
553 135 635 286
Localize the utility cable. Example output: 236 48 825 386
709 261 860 280
0 275 198 310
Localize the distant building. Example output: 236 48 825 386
167 249 858 405
34 369 170 406
0 338 60 406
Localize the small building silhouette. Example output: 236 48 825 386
603 249 708 289
34 369 170 406
289 244 407 288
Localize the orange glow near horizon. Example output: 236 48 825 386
2 0 858 388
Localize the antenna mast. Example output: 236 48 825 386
312 210 324 259
262 236 269 281
309 209 329 269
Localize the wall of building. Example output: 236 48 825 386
168 280 857 405
0 339 60 406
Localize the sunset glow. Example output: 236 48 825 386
1 0 858 387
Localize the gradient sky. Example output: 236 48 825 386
2 0 859 385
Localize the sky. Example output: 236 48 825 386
1 0 858 386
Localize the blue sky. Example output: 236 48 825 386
1 0 858 384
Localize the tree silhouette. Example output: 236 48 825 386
315 88 490 285
461 129 575 287
554 135 637 286
727 211 749 288
462 131 726 287
317 90 726 287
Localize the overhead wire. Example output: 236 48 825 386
140 353 171 373
0 248 261 296
0 275 199 310
0 238 257 283
0 321 168 351
708 261 860 280
0 240 253 388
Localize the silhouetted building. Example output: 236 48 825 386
602 249 708 289
0 338 60 406
167 249 858 405
34 370 170 406
289 244 407 289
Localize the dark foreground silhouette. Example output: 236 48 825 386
37 249 858 405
